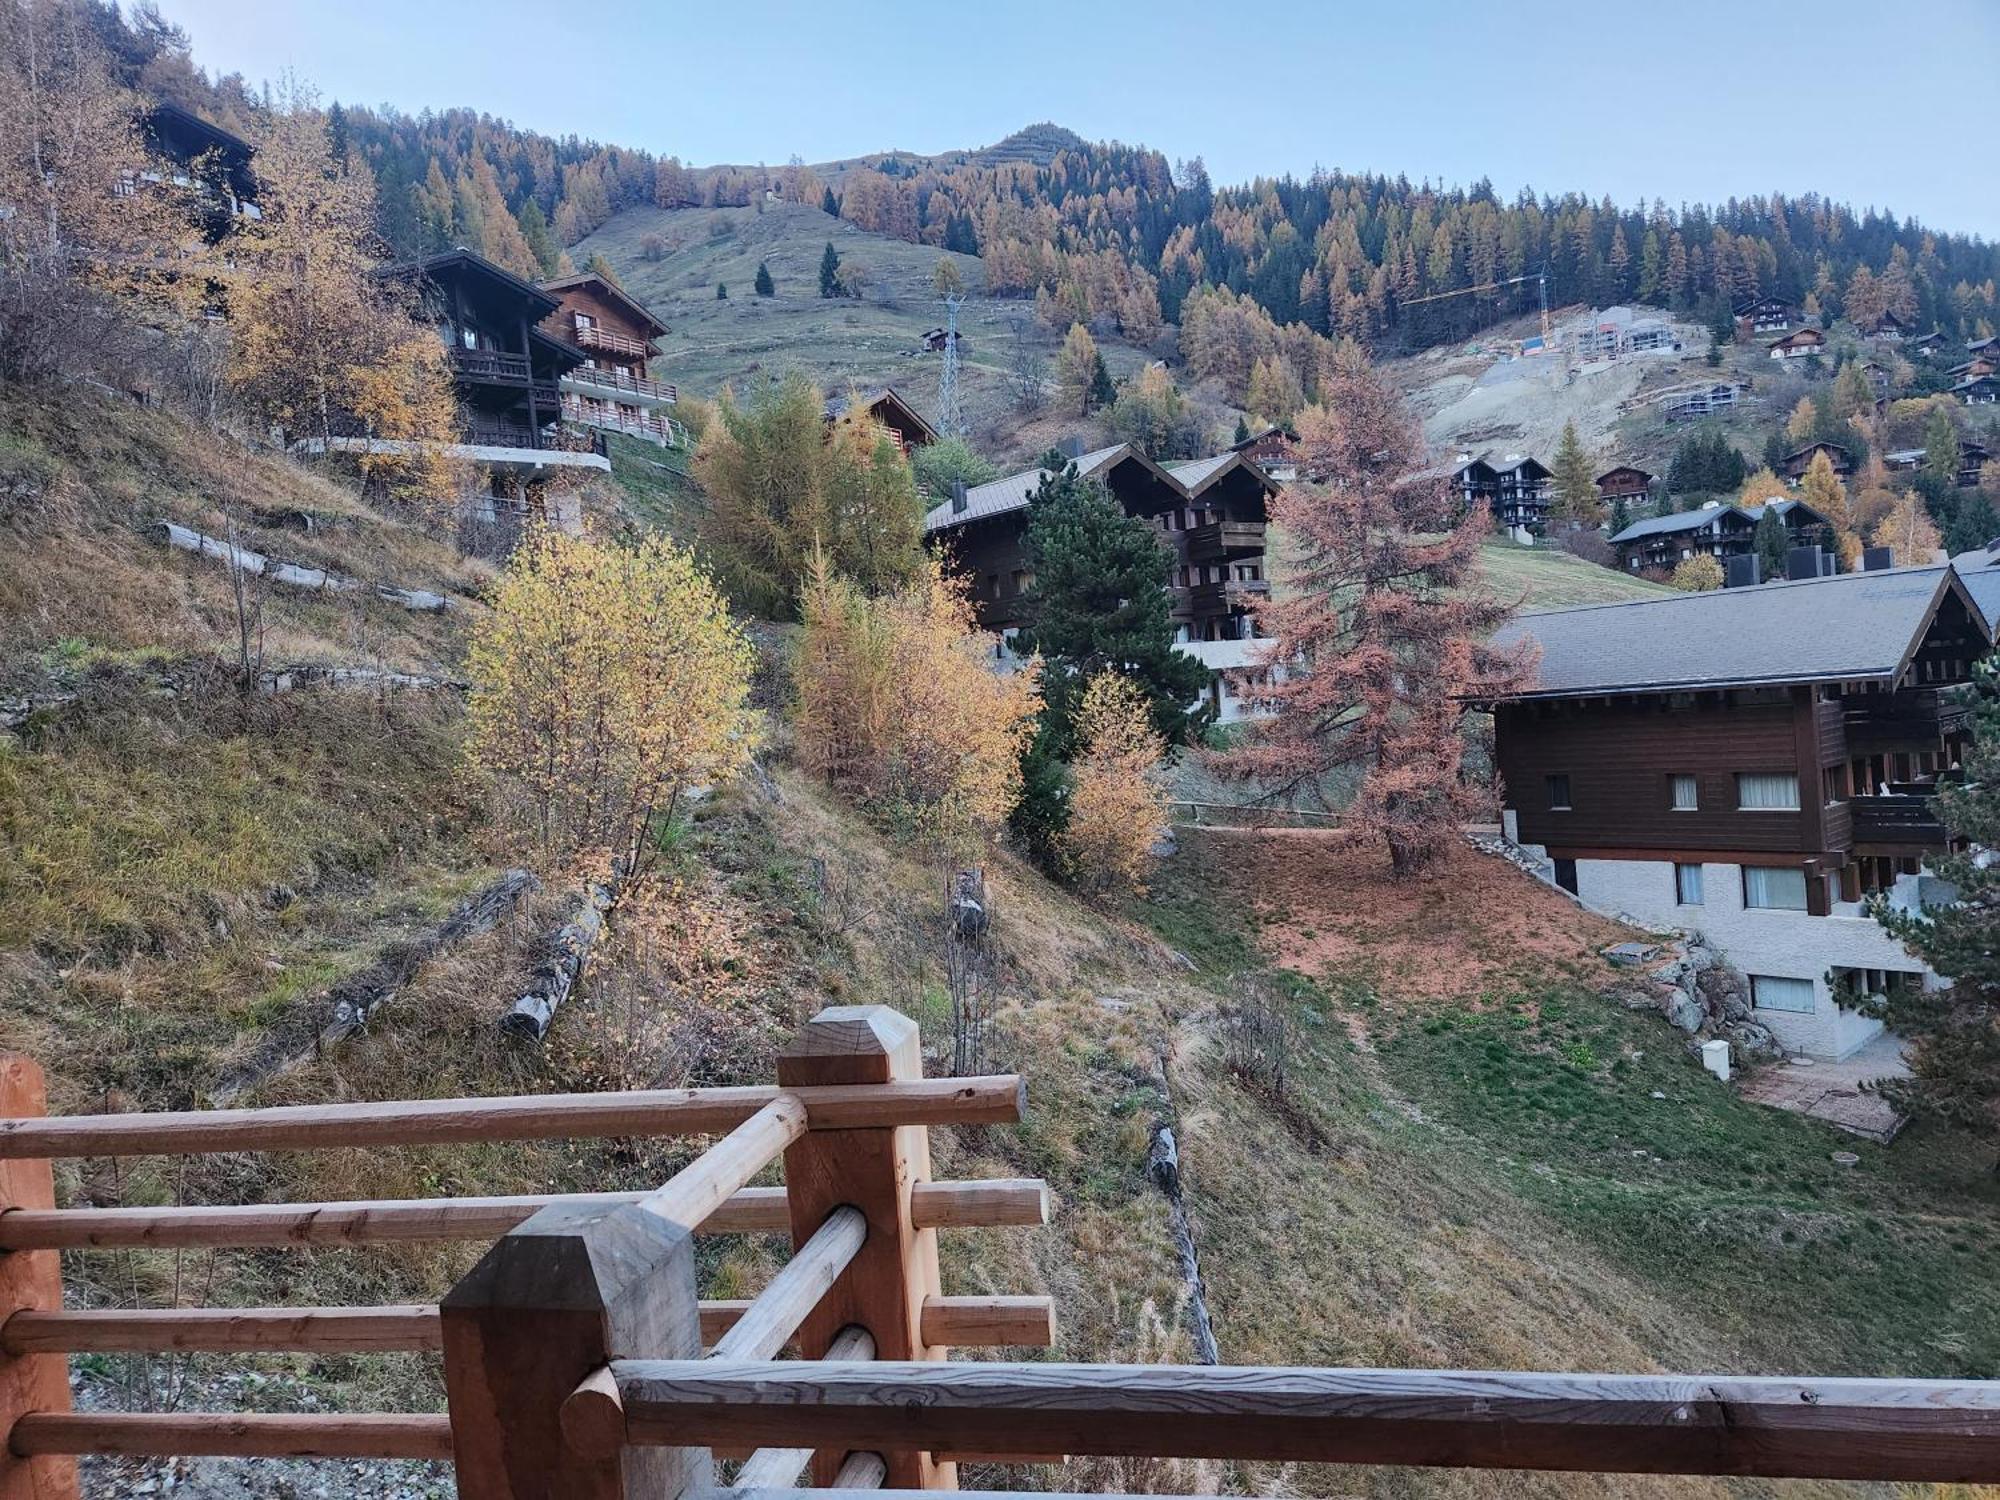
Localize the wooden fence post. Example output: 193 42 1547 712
1 1057 76 1500
778 1006 955 1491
439 1199 708 1500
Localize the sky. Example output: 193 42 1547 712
153 0 2000 239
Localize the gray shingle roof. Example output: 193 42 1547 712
1608 504 1747 544
1491 565 1970 698
922 444 1128 532
1164 454 1234 491
1954 559 2000 632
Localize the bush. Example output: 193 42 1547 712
1670 554 1725 591
1058 674 1169 896
1558 528 1615 568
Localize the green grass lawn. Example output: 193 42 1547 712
1479 538 1675 609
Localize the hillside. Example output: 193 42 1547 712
4 388 1996 1500
573 201 1157 458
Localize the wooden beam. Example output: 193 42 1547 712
918 1298 1054 1349
0 1178 1046 1252
608 1360 2000 1483
0 1077 1025 1160
709 1208 866 1363
706 1327 879 1489
0 1055 75 1500
641 1098 804 1232
1 1307 439 1356
8 1412 452 1461
777 1007 953 1492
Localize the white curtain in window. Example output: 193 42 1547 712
1743 866 1808 909
1751 975 1816 1013
1671 775 1698 811
1675 863 1704 904
1738 773 1800 810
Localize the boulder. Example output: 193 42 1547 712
1721 1020 1787 1066
1696 965 1749 1020
1663 991 1706 1033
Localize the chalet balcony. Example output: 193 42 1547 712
1189 578 1271 616
1185 520 1266 564
560 395 680 448
574 324 653 360
564 366 678 405
1842 689 1973 753
1850 791 1947 848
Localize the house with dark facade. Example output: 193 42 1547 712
1779 441 1855 482
1886 441 1990 489
1609 500 1830 575
1734 296 1799 337
922 444 1280 722
139 101 258 243
823 388 939 456
1230 425 1299 481
1769 328 1826 360
538 271 679 447
1488 564 1991 1058
1594 465 1654 509
1454 454 1552 532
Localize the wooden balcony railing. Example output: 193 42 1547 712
1189 578 1271 616
1850 792 1948 846
4 1004 1998 1499
574 324 653 360
1184 521 1266 565
566 365 677 403
447 347 533 384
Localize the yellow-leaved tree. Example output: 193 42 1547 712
1670 555 1724 592
793 554 1040 858
1797 449 1859 564
1059 672 1169 897
1870 492 1943 566
467 528 758 873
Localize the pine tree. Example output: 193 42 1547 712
715 281 728 299
1753 506 1789 581
1550 421 1601 526
819 241 842 298
1869 656 2000 1160
1925 405 1964 485
1609 495 1632 538
1233 415 1251 445
754 260 775 297
821 185 839 216
517 199 561 276
1087 348 1115 412
1214 354 1536 875
326 101 350 170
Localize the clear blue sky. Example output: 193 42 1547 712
154 0 2000 239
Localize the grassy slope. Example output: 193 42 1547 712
572 202 1156 462
1481 537 1676 609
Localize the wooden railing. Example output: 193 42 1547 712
566 365 678 404
4 1005 1999 1499
573 325 653 360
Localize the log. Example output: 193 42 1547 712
641 1096 806 1232
0 1075 1024 1159
1146 1124 1217 1365
709 1207 866 1362
0 1177 1045 1250
213 868 539 1104
918 1297 1054 1349
0 1056 74 1500
731 1328 877 1488
9 1412 451 1461
153 522 452 613
0 1305 438 1355
258 663 467 696
500 879 615 1041
608 1361 2000 1482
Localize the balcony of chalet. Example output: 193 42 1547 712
1189 577 1271 616
1840 688 1975 754
1184 519 1266 564
1849 782 1949 849
563 365 678 406
573 323 654 361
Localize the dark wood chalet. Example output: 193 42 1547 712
1455 455 1552 532
1594 465 1654 507
140 102 258 243
1609 500 1830 575
1734 296 1798 336
1780 441 1855 482
1230 425 1299 480
824 388 939 456
1488 565 1993 1058
539 271 677 446
1769 327 1826 360
382 248 585 453
922 444 1278 645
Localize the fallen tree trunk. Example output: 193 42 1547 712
212 869 539 1104
500 880 617 1042
1147 1123 1221 1365
154 522 456 613
259 664 467 696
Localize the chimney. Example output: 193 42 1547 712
1725 554 1761 588
1785 545 1823 582
1058 434 1086 460
950 479 968 515
1862 545 1894 572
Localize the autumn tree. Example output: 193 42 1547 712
1108 363 1203 459
1214 354 1536 876
467 528 758 873
1798 449 1858 564
1753 505 1789 581
1869 655 2000 1159
1245 354 1305 427
932 256 963 298
1670 554 1725 591
793 554 1041 858
910 436 998 501
1549 421 1601 527
1056 323 1106 416
1785 396 1819 446
1870 492 1943 564
1058 673 1169 897
694 373 924 615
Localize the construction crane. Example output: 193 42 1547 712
1402 269 1551 346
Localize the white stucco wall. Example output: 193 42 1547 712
1179 638 1277 725
1558 854 1915 1059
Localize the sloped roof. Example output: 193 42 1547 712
1608 504 1749 544
537 271 669 339
922 444 1128 532
1165 451 1279 499
1491 565 1984 699
824 387 940 445
383 247 562 319
1960 568 2000 633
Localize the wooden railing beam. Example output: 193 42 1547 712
0 1055 74 1500
0 1178 1047 1252
709 1207 866 1362
8 1412 451 1461
608 1359 2000 1483
0 1077 1025 1160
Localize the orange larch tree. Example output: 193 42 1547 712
1216 351 1537 876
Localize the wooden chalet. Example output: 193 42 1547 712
1609 502 1756 574
1733 296 1798 336
1230 424 1299 480
1886 441 1990 488
1594 465 1654 507
1955 373 2000 405
539 271 678 447
1490 564 1992 1058
1455 454 1552 532
1911 330 1947 355
1780 441 1855 482
824 387 939 455
139 101 258 243
923 444 1277 643
1863 308 1911 340
1768 327 1826 360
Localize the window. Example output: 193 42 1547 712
1670 774 1698 811
1750 975 1816 1013
1742 866 1809 910
1674 863 1704 905
1736 773 1800 811
1546 774 1572 810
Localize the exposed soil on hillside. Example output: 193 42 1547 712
1192 828 1631 1003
